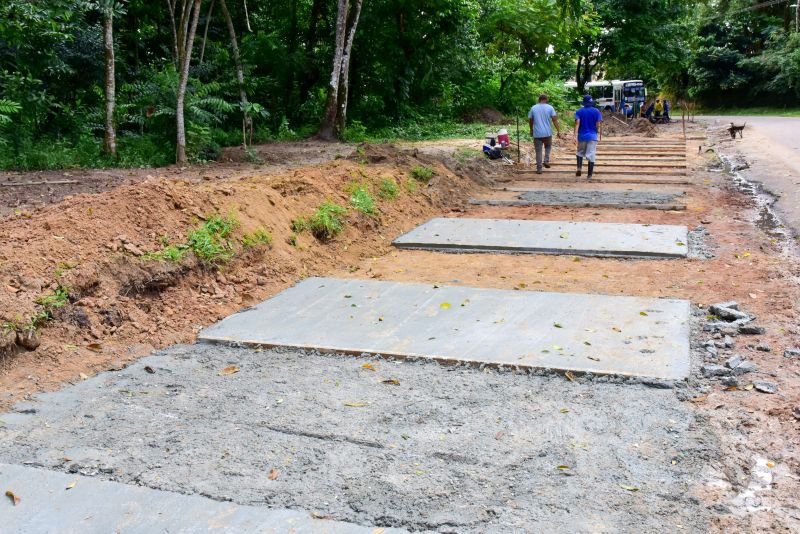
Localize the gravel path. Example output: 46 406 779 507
0 343 718 533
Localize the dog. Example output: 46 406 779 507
728 122 746 139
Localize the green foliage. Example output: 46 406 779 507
187 214 240 264
348 183 377 216
0 99 20 126
378 177 399 200
344 120 368 143
294 202 348 241
411 165 435 182
29 285 70 328
241 227 273 249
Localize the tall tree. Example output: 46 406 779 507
168 0 203 164
218 0 250 147
317 0 364 141
99 0 120 157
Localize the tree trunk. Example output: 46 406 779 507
334 0 363 138
102 9 117 157
199 0 215 63
166 0 179 67
219 0 249 147
316 0 349 141
575 55 584 93
176 0 202 164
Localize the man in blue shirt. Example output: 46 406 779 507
574 94 603 178
527 94 560 174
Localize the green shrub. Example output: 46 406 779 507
411 165 435 182
378 177 400 200
405 178 418 193
241 227 273 249
344 120 368 143
349 184 377 216
187 214 240 264
297 202 348 241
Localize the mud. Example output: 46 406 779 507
0 343 717 533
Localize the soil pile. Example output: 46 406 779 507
0 152 481 409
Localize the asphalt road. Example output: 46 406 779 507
700 115 800 236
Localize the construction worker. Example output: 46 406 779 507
527 93 561 174
655 99 664 120
574 94 603 179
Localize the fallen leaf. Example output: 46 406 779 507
676 241 685 246
382 378 400 385
744 384 754 391
584 341 591 346
541 349 550 353
553 322 563 328
460 299 470 307
517 282 527 289
345 402 369 407
749 293 757 299
639 311 648 317
559 232 569 239
5 490 20 506
440 302 452 309
86 343 103 353
378 316 384 322
612 327 622 333
557 465 571 470
587 356 600 361
218 365 240 376
573 257 581 262
619 484 640 492
552 345 563 350
766 461 775 468
144 366 155 374
362 363 376 371
372 529 386 534
559 408 570 413
723 385 738 392
565 371 575 381
66 481 76 490
268 469 279 480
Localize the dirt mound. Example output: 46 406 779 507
630 117 658 137
461 107 508 124
0 150 483 409
599 113 658 138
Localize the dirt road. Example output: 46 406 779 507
699 115 800 236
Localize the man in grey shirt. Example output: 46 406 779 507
527 94 561 174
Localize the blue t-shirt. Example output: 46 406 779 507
575 105 603 142
528 103 556 138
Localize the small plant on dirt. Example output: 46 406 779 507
295 202 348 241
241 227 273 250
348 183 377 216
187 214 240 264
454 147 479 163
148 244 188 263
287 232 299 247
405 177 418 193
245 147 263 164
378 177 400 200
410 165 435 182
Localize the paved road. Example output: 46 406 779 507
700 115 800 235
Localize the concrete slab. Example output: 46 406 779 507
516 169 687 176
392 218 688 258
199 278 691 380
0 463 405 534
547 161 687 168
503 176 692 185
470 189 686 210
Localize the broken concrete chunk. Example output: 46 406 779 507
752 381 778 394
756 344 771 352
721 376 738 387
731 361 757 375
739 325 765 335
723 336 735 348
724 354 743 369
705 344 718 358
784 348 800 359
701 364 729 378
710 301 739 312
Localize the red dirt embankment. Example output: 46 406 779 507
0 145 480 409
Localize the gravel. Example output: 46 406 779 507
0 344 717 533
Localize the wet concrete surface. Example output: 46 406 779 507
0 344 718 533
471 189 686 210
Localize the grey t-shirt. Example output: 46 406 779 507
528 103 556 138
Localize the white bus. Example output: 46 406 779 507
565 79 648 113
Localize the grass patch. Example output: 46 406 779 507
293 202 348 241
348 182 378 216
241 227 273 249
405 178 418 193
3 285 71 334
378 177 400 200
410 165 435 182
146 214 241 266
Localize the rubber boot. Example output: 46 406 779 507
576 156 583 177
587 161 595 179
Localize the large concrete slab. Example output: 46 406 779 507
0 463 405 534
393 218 688 258
470 189 686 210
199 278 690 380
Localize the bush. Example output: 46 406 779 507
187 214 240 263
378 177 399 200
411 165 435 182
241 227 273 249
348 183 377 216
295 202 348 241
